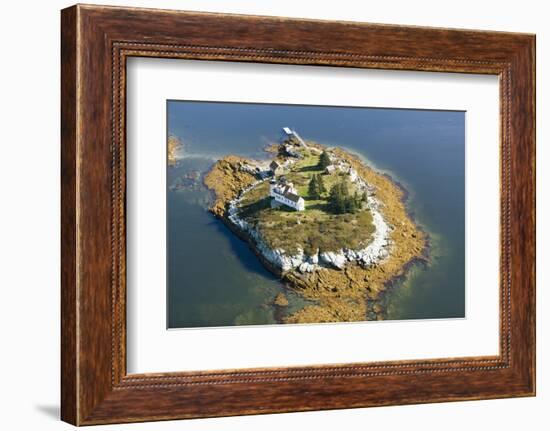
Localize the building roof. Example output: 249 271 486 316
284 192 302 203
272 184 302 203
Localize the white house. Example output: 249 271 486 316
269 177 305 211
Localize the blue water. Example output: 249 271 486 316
167 101 465 328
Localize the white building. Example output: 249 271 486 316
269 178 305 211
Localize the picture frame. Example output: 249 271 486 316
60 4 535 425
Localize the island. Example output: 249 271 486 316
204 128 428 324
167 135 183 167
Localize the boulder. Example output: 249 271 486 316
298 262 315 273
319 251 347 269
308 252 319 265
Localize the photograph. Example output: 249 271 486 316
167 101 465 328
0 0 540 428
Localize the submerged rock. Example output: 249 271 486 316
273 292 289 307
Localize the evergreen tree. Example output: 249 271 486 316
339 180 349 199
318 151 331 170
317 174 327 195
329 181 345 213
329 180 360 214
308 174 328 199
329 189 340 213
308 174 320 199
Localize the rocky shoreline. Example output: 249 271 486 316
225 158 390 274
204 143 428 323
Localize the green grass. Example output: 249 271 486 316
236 148 375 255
252 209 374 255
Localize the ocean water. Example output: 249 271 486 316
167 101 465 328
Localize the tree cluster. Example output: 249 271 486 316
318 151 331 170
308 174 327 199
328 180 365 214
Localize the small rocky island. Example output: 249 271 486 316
168 135 183 167
204 128 427 323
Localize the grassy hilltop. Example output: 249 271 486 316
237 148 374 256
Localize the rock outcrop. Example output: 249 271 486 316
167 135 183 166
273 292 289 307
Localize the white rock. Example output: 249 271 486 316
319 251 347 269
308 252 319 264
298 262 315 273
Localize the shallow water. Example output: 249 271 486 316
167 101 465 328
